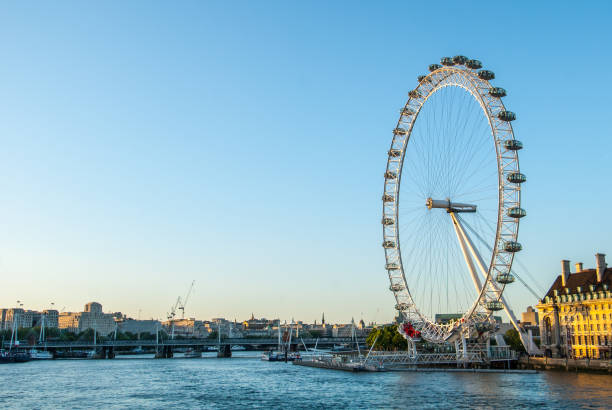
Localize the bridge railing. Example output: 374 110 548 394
2 337 365 349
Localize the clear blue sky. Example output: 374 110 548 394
0 2 610 323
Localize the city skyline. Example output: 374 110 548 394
1 2 611 323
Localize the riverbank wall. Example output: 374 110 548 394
519 356 611 373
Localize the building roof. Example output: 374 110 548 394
544 268 611 298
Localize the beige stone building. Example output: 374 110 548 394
521 306 539 326
0 308 29 329
536 254 611 359
58 302 117 336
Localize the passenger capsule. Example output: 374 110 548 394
489 87 507 98
475 322 495 332
384 171 397 180
496 273 516 284
504 241 522 253
507 207 526 218
485 301 504 311
440 57 455 66
383 240 396 249
393 127 408 136
507 172 526 184
453 55 468 65
417 75 426 83
498 111 516 122
408 90 421 98
382 194 395 202
395 303 409 311
388 149 402 158
400 107 415 116
389 283 405 292
386 263 400 270
466 59 482 69
428 63 442 72
503 140 523 150
478 70 495 80
382 218 395 226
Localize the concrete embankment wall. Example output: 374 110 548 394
519 356 611 373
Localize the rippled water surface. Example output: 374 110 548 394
1 353 611 409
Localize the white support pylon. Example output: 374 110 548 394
450 212 483 297
452 214 542 355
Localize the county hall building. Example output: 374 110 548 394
536 253 611 359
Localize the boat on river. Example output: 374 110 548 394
0 350 31 363
29 349 53 360
261 350 299 362
184 348 202 358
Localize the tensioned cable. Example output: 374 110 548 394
458 214 544 300
470 211 548 297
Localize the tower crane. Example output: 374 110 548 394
167 297 181 321
178 280 195 319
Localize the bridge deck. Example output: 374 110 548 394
2 337 365 350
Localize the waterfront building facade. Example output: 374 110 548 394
58 302 117 336
162 318 213 338
536 254 611 359
117 319 161 336
521 306 539 326
43 309 60 327
0 308 27 329
0 308 59 330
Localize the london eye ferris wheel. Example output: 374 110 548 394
382 56 526 344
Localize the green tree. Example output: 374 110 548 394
503 329 525 353
366 325 408 351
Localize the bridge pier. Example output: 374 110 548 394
155 345 174 359
217 344 231 358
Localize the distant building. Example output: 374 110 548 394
521 306 539 326
116 319 160 336
162 318 214 338
331 319 369 338
58 302 117 336
307 323 333 338
240 314 278 337
0 308 30 329
536 254 611 359
0 308 59 330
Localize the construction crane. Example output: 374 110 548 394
166 280 195 321
167 297 181 321
178 280 195 319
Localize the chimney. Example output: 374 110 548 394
561 260 570 287
596 253 606 283
575 262 583 272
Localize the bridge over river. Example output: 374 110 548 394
3 337 366 358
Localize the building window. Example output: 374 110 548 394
545 317 552 345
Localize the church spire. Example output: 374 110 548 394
322 312 325 325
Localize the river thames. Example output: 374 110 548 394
1 352 610 409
